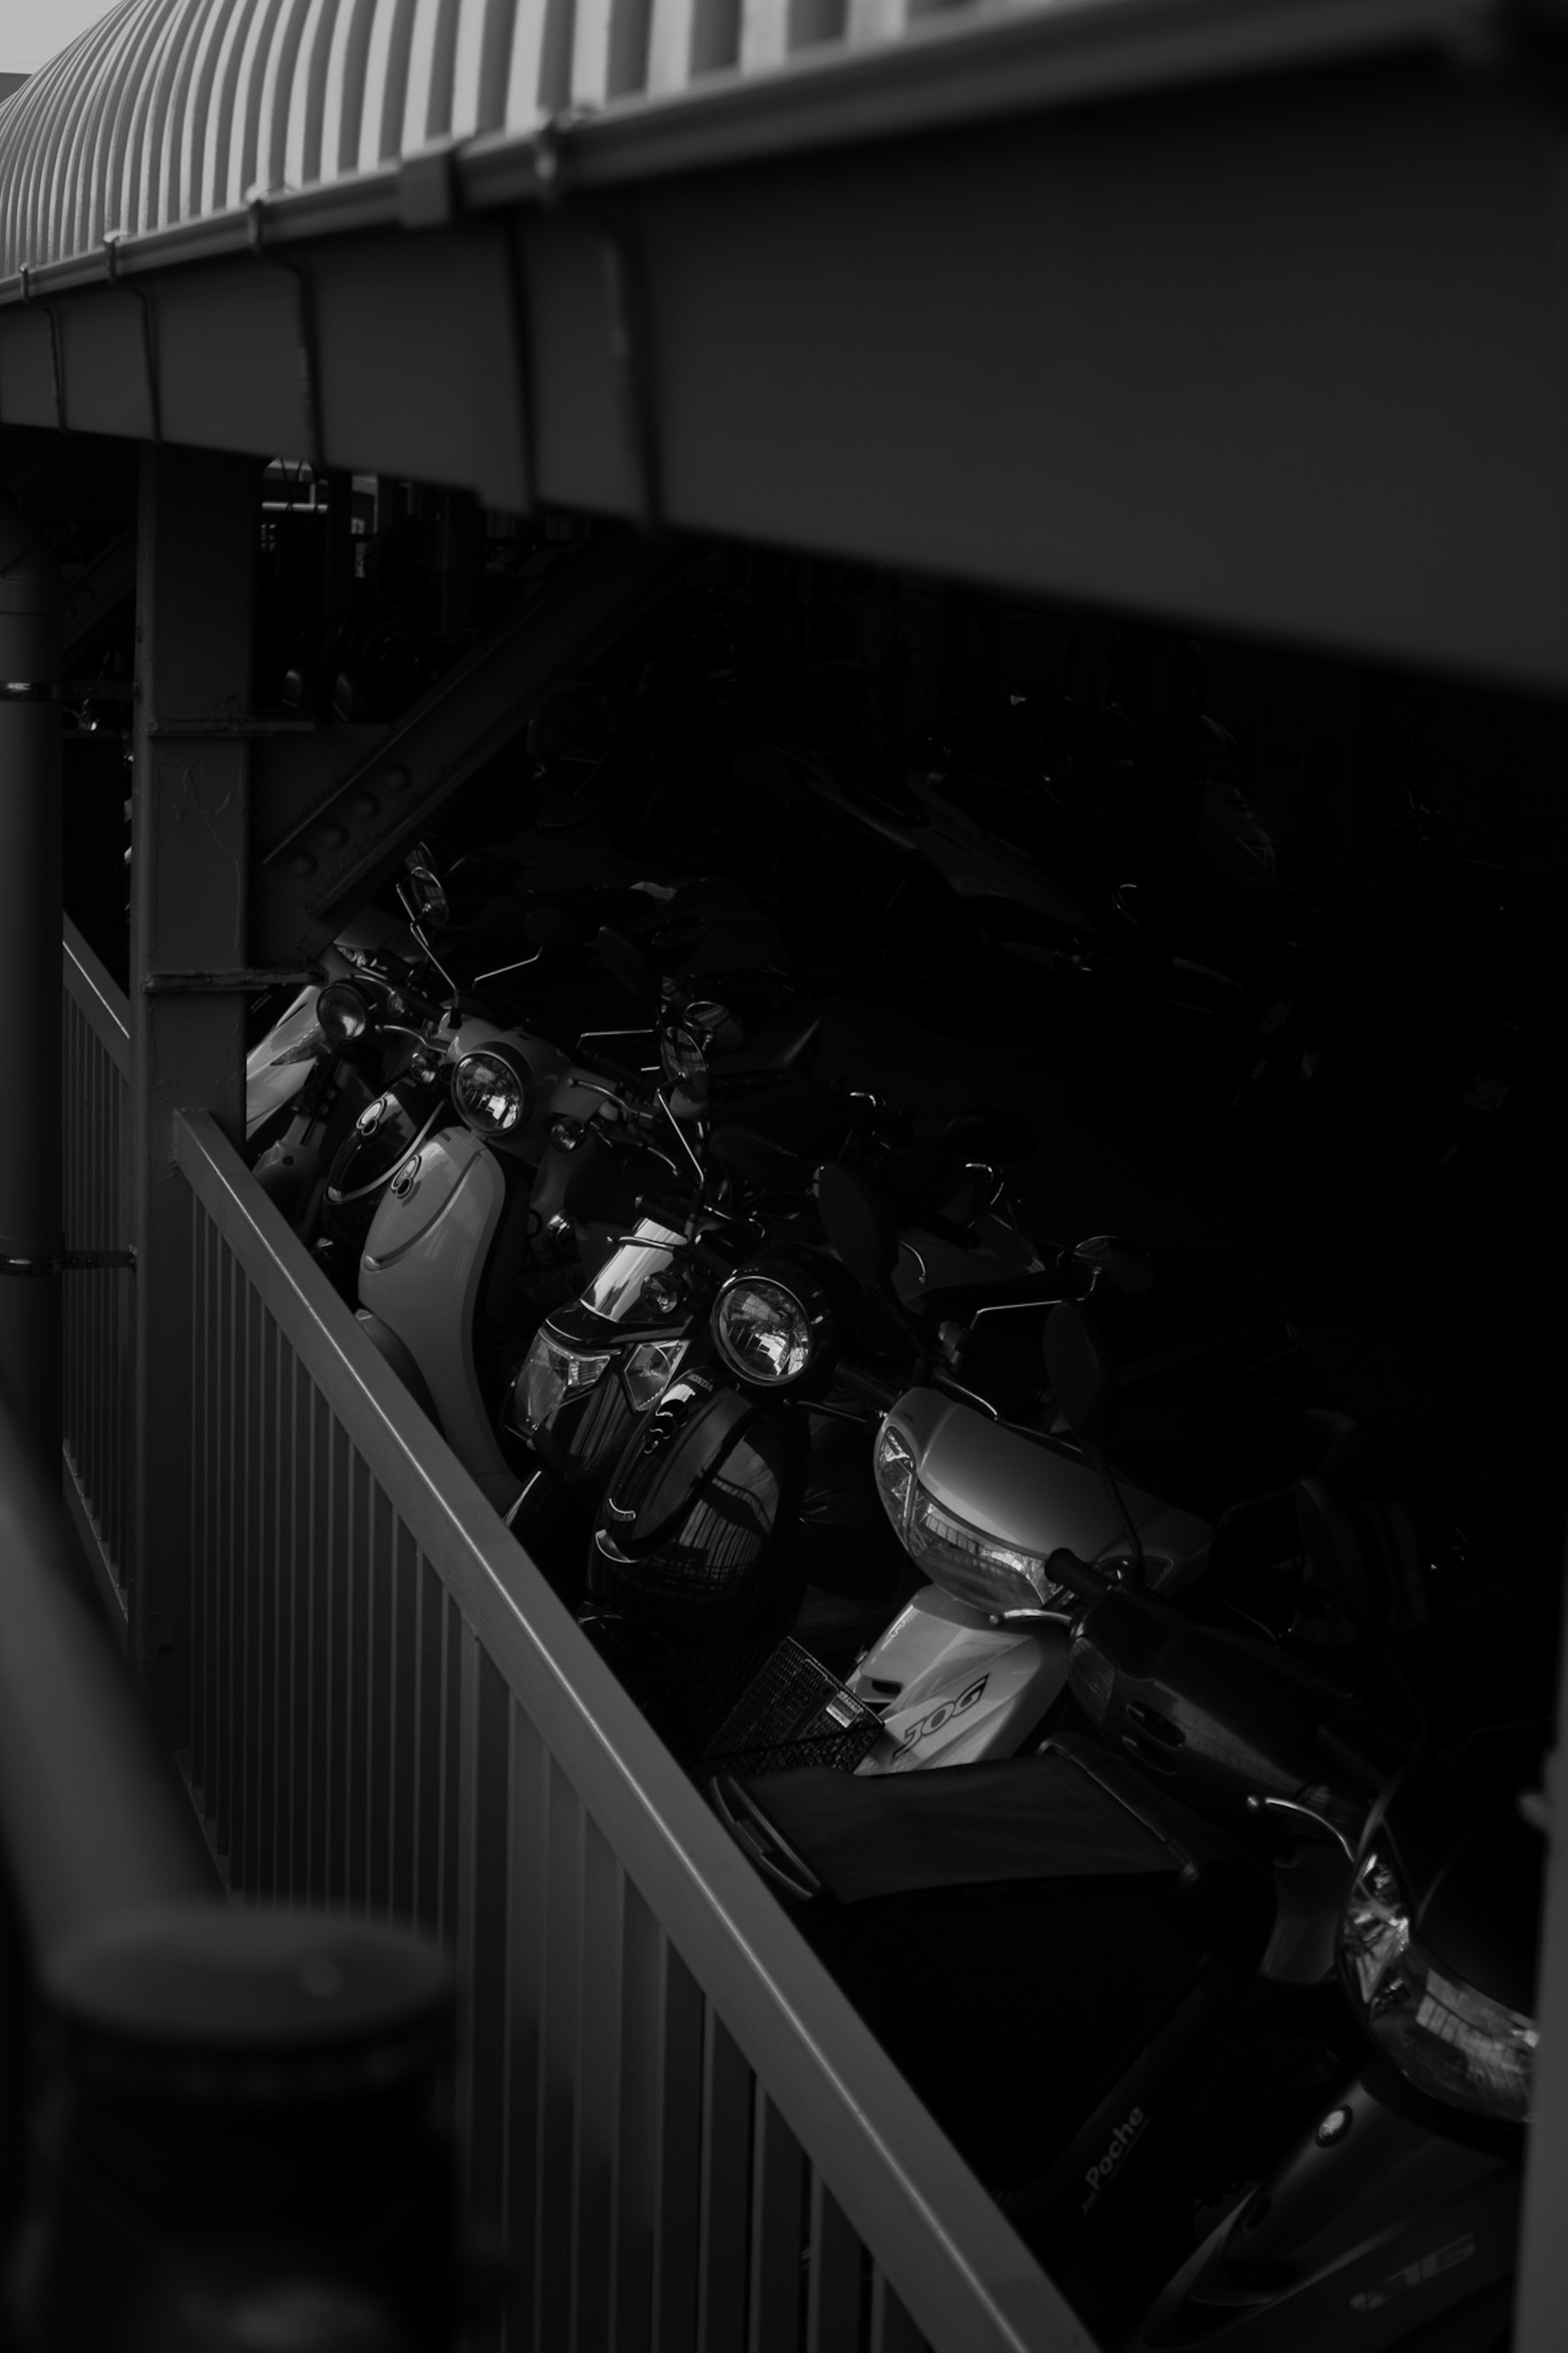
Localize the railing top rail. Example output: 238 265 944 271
62 914 131 1077
0 1381 211 1957
172 1106 1095 2353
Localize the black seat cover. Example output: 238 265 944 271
720 1740 1270 2215
1111 1390 1332 1524
1046 1297 1328 1521
708 1075 842 1168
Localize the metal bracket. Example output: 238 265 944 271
2 1249 136 1276
147 716 320 740
246 191 324 472
143 967 322 995
16 263 66 433
102 230 163 444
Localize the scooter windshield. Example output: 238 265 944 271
583 1221 688 1326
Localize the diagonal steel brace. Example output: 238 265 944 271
249 529 691 968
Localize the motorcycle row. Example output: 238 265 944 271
243 805 1541 2353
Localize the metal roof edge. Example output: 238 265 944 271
0 0 1505 305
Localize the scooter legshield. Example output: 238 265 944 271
359 1128 523 1510
589 1373 808 1653
847 1588 1070 1773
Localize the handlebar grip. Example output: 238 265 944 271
1043 1547 1109 1605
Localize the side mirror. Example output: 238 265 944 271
404 841 450 930
596 927 657 1006
816 1162 899 1295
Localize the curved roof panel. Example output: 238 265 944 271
0 0 1062 277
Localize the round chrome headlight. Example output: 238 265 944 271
316 981 372 1046
1339 1847 1536 2123
453 1045 534 1138
710 1263 832 1389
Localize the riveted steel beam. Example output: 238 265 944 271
129 446 258 1743
249 527 690 966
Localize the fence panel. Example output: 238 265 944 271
173 1104 1092 2353
60 917 135 1623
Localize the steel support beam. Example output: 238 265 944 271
0 497 63 1471
249 528 691 966
4 42 1568 690
129 447 256 1741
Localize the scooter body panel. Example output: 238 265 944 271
847 1589 1070 1772
1137 2061 1520 2351
360 1128 519 1507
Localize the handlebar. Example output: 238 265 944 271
1041 1546 1112 1606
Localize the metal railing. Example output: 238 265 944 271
173 1102 1088 2353
60 917 135 1620
0 1363 464 2349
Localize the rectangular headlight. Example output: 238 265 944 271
873 1422 1068 1616
515 1329 613 1434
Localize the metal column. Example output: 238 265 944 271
0 496 62 1470
129 447 256 1742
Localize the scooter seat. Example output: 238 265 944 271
1108 1391 1335 1526
1044 1296 1336 1523
709 1077 846 1180
708 1006 822 1077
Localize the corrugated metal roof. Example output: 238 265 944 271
0 0 1076 278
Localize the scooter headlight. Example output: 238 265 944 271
621 1338 690 1414
711 1265 832 1389
316 981 373 1046
872 1421 1071 1617
1339 1848 1536 2123
453 1045 535 1138
514 1329 615 1434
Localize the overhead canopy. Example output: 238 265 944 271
4 0 1568 696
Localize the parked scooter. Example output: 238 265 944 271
711 1485 1543 2343
1133 1754 1536 2352
354 914 837 1513
692 1168 1323 1775
502 1103 1046 1587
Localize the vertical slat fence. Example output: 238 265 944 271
172 1104 1094 2353
60 917 135 1623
